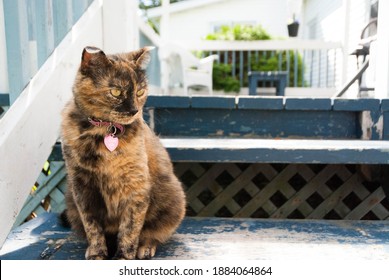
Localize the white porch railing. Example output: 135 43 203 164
138 18 343 95
180 39 343 90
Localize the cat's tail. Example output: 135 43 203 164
58 210 71 228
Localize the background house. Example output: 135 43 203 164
302 0 379 95
143 0 379 97
145 0 290 41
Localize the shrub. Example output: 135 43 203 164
250 50 305 87
212 63 240 93
205 24 305 91
206 24 272 41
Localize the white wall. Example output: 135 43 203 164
374 0 389 98
302 0 344 89
344 0 371 96
303 0 344 41
166 0 289 41
302 0 371 94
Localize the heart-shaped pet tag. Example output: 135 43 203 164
104 134 119 152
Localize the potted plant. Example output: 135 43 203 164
287 14 299 37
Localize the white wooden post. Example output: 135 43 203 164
160 0 170 94
102 0 139 53
374 0 389 98
160 0 170 41
341 0 351 86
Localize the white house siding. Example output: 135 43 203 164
302 0 371 95
345 0 371 96
302 0 343 89
165 0 289 41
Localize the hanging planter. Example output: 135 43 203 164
287 14 299 37
287 22 299 37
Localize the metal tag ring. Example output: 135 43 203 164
107 124 117 136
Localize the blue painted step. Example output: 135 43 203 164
1 213 389 260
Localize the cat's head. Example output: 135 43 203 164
73 46 153 125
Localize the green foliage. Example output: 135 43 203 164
205 24 305 92
206 24 272 41
212 63 240 93
139 0 182 9
147 19 160 34
250 51 305 87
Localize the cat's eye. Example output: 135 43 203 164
110 89 121 97
136 89 145 97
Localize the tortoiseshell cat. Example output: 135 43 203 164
61 46 186 260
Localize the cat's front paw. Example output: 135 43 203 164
86 254 108 260
113 246 137 260
137 244 157 260
85 246 108 260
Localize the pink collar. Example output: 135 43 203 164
87 117 125 136
88 117 125 152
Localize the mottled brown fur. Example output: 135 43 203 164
61 46 186 260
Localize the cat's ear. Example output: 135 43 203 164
130 46 155 70
81 46 110 69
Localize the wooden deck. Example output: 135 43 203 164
1 213 389 260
